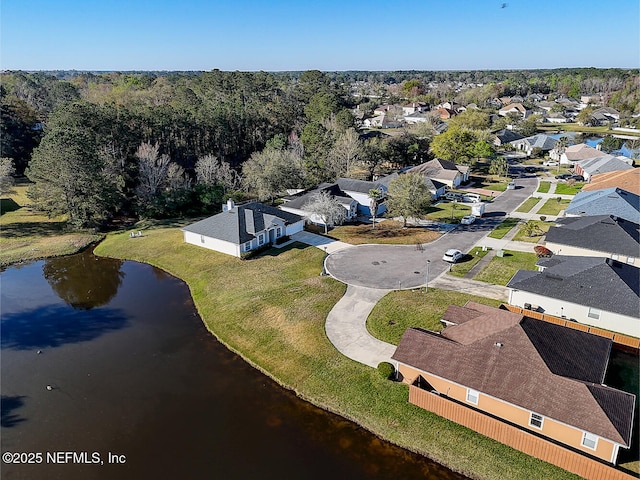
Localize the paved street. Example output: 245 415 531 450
324 175 538 289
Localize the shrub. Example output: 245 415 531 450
377 362 395 380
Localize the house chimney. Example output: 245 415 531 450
223 199 235 212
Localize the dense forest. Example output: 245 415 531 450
1 68 638 228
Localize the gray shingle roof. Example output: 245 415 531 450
181 202 302 244
507 256 640 318
546 215 640 257
576 156 633 176
281 184 355 210
566 188 640 224
336 178 386 194
392 302 635 446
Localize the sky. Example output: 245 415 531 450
1 0 639 72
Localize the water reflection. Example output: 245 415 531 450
42 253 124 309
0 395 27 428
1 304 128 350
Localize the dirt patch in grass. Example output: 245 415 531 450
330 221 441 245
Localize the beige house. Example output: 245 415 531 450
392 302 635 465
407 158 470 188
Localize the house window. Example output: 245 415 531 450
611 254 619 261
276 227 282 238
200 235 205 244
588 307 601 320
258 234 265 246
466 388 479 405
627 257 635 265
582 432 598 450
529 413 544 429
244 242 251 252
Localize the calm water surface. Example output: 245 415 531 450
1 250 467 480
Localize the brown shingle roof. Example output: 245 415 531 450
582 169 640 196
392 302 635 446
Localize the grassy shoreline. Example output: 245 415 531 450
89 224 578 480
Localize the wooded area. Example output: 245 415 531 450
1 68 638 227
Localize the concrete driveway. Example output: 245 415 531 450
325 176 537 289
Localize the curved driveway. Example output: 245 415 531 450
325 176 537 289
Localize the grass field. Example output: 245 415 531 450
328 220 441 245
91 224 579 480
447 246 490 277
488 217 520 239
426 202 471 223
554 182 584 195
516 197 541 213
512 220 551 243
474 250 539 285
537 198 572 216
0 185 103 266
536 182 551 193
367 289 502 344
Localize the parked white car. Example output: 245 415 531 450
507 181 516 190
461 215 476 225
543 161 559 166
442 249 464 263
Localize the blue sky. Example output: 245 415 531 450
2 0 639 71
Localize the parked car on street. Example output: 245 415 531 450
442 249 464 263
569 174 584 181
543 161 558 166
507 181 516 190
555 173 571 180
461 215 476 225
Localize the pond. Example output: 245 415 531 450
0 250 467 480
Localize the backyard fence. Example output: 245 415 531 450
409 385 636 480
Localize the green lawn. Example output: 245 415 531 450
512 221 551 243
328 220 441 245
488 217 520 239
0 185 103 266
367 288 502 345
536 182 550 193
92 224 578 480
474 250 539 285
426 202 471 223
447 246 490 277
554 182 584 195
537 198 572 216
516 197 541 213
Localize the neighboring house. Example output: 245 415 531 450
335 177 388 216
492 128 524 147
574 155 634 181
544 112 569 124
403 112 431 124
363 115 401 129
498 103 531 119
592 107 621 122
373 104 395 116
510 134 557 156
434 107 455 120
279 183 358 227
182 200 304 258
544 215 639 267
559 143 603 165
407 158 470 188
402 102 429 115
582 169 640 196
565 187 640 224
507 256 640 337
392 302 635 464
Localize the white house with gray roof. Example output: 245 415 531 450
507 256 640 337
544 215 640 267
565 188 640 224
182 200 304 257
510 134 557 156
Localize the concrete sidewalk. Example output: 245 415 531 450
324 285 396 368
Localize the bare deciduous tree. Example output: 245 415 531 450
135 142 170 205
195 154 240 192
303 190 346 234
327 128 361 179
